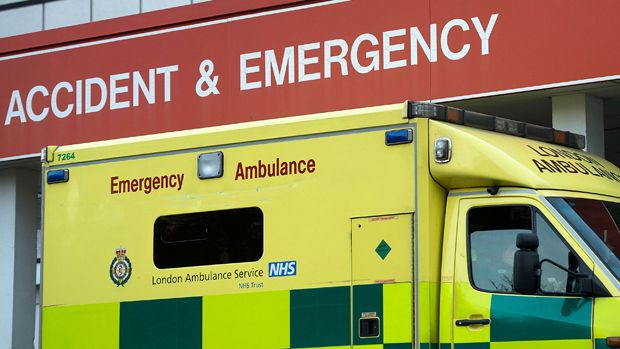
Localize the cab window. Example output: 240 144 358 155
468 205 586 294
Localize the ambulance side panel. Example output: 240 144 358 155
41 122 420 348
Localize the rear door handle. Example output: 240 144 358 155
455 319 490 326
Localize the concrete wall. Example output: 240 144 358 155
552 94 605 157
0 0 211 38
0 168 39 349
0 171 18 348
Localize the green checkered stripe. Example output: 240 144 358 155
43 284 413 349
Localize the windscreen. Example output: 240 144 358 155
547 197 620 281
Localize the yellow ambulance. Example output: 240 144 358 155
41 102 620 349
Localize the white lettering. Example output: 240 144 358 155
410 24 437 65
75 80 83 115
383 28 406 69
85 77 107 114
298 42 321 82
155 65 178 102
110 72 130 110
2 64 184 126
133 69 156 106
51 81 73 118
265 47 295 87
240 51 262 90
26 85 49 122
351 33 380 74
4 90 26 125
441 19 471 61
324 39 349 78
235 14 498 90
472 13 499 55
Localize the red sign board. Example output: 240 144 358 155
1 0 619 160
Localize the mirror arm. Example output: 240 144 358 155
539 258 589 278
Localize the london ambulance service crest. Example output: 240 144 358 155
110 246 132 287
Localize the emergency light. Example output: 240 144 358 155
47 169 69 184
385 129 413 145
406 101 586 150
198 152 223 179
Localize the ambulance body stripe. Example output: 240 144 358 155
41 283 610 348
490 295 592 342
42 284 416 348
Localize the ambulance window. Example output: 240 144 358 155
468 206 532 293
535 212 587 294
468 205 587 294
153 207 263 269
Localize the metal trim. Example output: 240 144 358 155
447 189 537 197
0 0 60 12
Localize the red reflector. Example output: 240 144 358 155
553 130 569 145
446 108 464 124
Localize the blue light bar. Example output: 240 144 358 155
385 129 413 145
47 169 69 184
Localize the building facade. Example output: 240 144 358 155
1 0 619 347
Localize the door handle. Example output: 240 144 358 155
608 337 620 348
455 319 490 326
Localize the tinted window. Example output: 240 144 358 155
154 207 263 269
548 197 620 281
468 206 531 292
468 205 586 294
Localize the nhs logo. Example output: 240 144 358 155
268 261 297 277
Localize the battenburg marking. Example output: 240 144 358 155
110 246 132 287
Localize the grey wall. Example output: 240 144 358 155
0 169 39 349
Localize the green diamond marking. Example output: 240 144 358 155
375 240 392 260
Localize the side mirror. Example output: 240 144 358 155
513 233 540 294
541 250 609 296
578 275 611 297
566 251 580 293
568 251 611 297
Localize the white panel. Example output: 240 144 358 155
585 95 605 157
552 94 605 156
93 0 140 21
44 0 90 30
0 171 17 349
552 95 587 134
0 5 42 38
192 0 212 3
141 0 191 13
12 169 38 349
